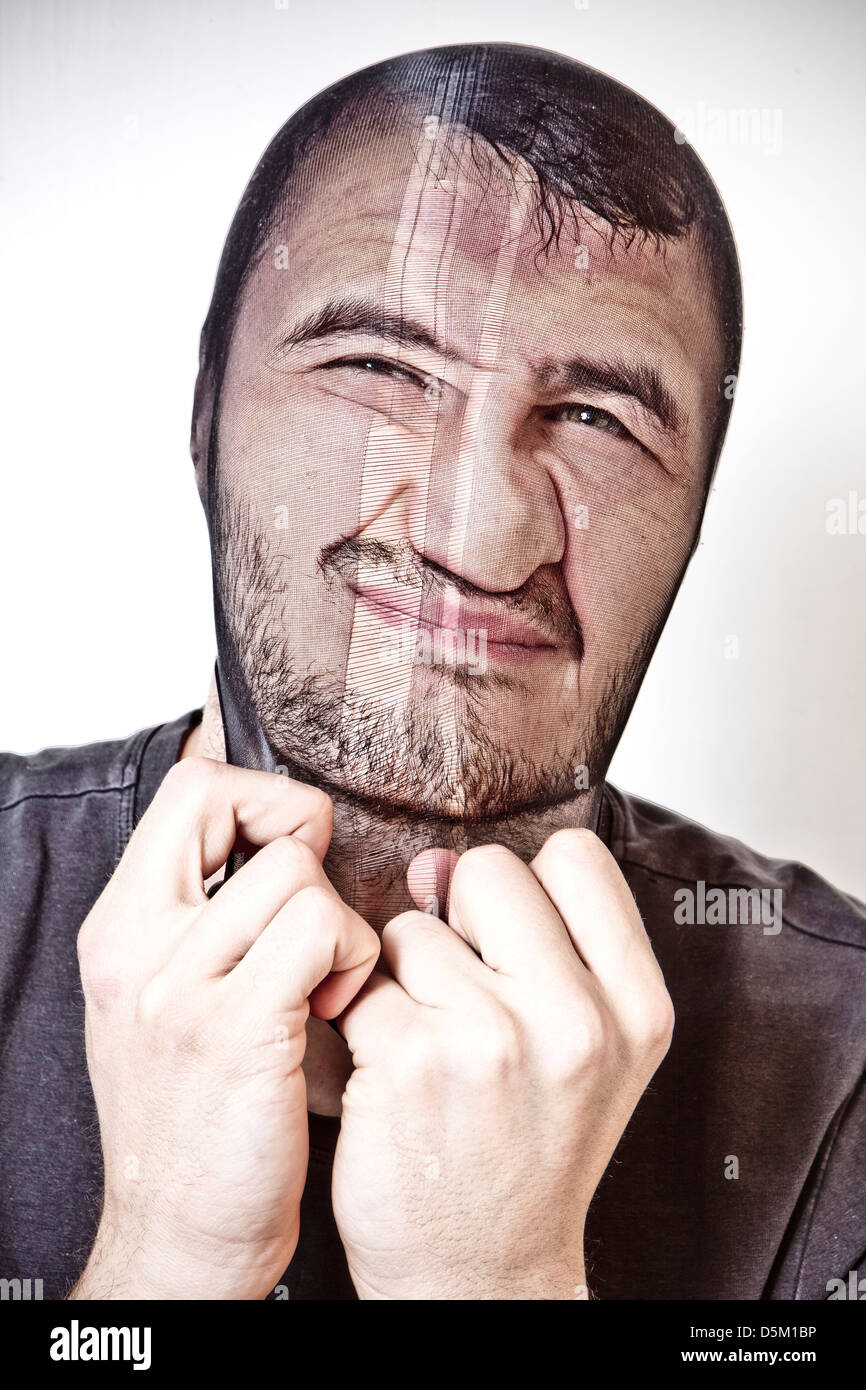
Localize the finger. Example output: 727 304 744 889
529 828 664 997
380 910 488 1008
447 843 585 983
406 848 459 919
167 834 331 979
336 970 418 1063
228 881 380 1022
122 757 333 905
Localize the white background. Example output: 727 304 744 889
1 0 864 898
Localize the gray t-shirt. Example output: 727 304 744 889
1 710 864 1300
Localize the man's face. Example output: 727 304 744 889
205 120 724 821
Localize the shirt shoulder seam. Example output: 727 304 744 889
614 853 866 951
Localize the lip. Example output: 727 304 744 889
348 582 557 659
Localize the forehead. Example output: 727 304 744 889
242 120 724 392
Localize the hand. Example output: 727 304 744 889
71 757 378 1300
332 829 674 1300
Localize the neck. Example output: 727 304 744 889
183 674 605 927
183 675 606 1117
320 782 604 931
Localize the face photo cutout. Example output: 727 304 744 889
191 43 742 926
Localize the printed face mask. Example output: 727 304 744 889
192 43 741 898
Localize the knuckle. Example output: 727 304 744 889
305 786 334 829
261 832 318 878
389 1023 440 1088
541 826 608 867
576 1006 608 1059
290 882 339 932
160 754 222 801
450 843 514 893
460 842 512 867
362 922 382 962
137 972 204 1055
639 988 676 1056
78 945 123 1010
383 910 442 948
136 972 171 1030
555 1001 609 1077
461 1004 523 1077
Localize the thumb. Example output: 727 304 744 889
406 847 460 921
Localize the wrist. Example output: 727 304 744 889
349 1254 589 1302
70 1215 293 1301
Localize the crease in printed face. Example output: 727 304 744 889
201 46 738 835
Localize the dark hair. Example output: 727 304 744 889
200 43 742 487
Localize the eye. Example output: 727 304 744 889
320 355 429 390
548 401 635 441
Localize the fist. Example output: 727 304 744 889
332 829 674 1300
73 757 378 1299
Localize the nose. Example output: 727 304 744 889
404 380 566 593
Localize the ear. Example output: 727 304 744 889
190 356 216 510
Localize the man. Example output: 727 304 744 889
1 43 863 1301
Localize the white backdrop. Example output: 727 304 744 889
2 0 864 898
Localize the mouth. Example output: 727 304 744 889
347 580 558 663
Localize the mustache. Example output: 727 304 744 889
318 537 584 659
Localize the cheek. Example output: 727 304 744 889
560 492 699 663
216 370 387 550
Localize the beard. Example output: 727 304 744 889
210 488 658 824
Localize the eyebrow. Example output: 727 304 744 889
278 294 461 362
279 293 683 436
534 354 683 435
